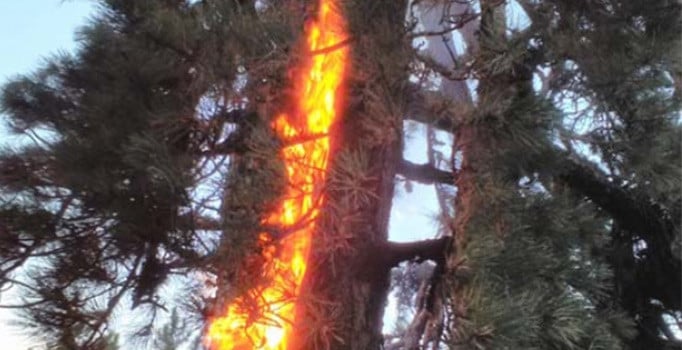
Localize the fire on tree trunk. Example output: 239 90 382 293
206 1 350 349
286 0 422 348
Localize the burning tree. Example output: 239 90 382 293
0 0 680 349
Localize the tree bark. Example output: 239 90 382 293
446 2 512 347
290 1 410 349
292 111 400 350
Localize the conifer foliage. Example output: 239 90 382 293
0 0 680 349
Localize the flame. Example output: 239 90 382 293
206 1 348 349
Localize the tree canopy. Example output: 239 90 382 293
0 0 680 349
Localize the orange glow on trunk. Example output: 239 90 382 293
206 1 348 349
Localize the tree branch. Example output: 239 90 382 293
203 136 247 156
309 37 353 56
382 236 452 268
559 155 677 244
409 11 480 39
192 216 221 231
397 159 454 185
360 237 451 280
558 154 681 309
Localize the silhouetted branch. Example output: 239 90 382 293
397 159 453 185
558 154 681 309
382 236 452 268
408 8 480 39
310 37 354 56
559 155 677 246
204 137 247 156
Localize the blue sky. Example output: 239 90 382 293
0 1 95 348
0 1 95 82
0 0 96 142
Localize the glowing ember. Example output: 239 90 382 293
206 1 348 349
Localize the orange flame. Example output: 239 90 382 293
206 1 348 349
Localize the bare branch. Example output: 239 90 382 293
397 159 453 186
382 236 452 268
415 53 472 81
309 37 353 56
409 12 480 39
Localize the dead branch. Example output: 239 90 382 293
397 159 454 186
409 12 480 39
382 236 452 268
309 37 354 56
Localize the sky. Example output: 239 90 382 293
0 1 96 81
0 1 96 348
0 1 443 348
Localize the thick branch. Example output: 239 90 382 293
382 236 452 268
559 154 681 309
205 129 331 156
397 159 453 185
559 155 677 243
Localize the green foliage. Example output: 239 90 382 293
0 0 296 347
530 0 682 202
458 194 636 349
440 0 682 348
1 0 680 349
216 119 286 292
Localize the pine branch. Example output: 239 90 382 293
397 159 453 185
559 154 681 309
560 155 677 244
82 254 144 347
403 85 459 132
415 53 472 81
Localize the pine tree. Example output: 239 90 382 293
0 0 679 349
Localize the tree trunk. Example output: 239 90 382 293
294 121 401 349
447 2 509 346
291 1 409 348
